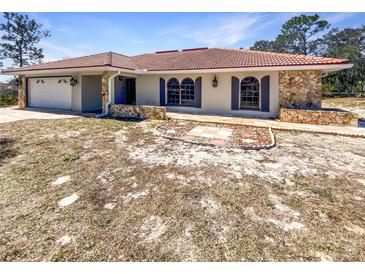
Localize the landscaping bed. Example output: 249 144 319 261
156 119 275 149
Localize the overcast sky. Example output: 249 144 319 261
1 12 364 81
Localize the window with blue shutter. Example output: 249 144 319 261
231 76 239 110
261 75 270 112
194 77 202 108
160 78 166 106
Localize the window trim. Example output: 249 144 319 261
239 76 261 111
166 77 195 107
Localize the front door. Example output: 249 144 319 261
126 78 136 105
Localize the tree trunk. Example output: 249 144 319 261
19 48 23 67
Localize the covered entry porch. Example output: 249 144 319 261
103 71 166 119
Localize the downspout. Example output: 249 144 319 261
96 70 121 118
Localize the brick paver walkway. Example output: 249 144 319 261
187 126 233 140
167 112 365 138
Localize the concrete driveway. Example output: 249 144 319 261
0 106 81 124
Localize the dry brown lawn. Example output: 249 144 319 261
0 117 365 261
322 97 365 120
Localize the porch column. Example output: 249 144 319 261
101 71 114 113
18 75 26 109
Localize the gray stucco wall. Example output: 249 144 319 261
81 75 102 112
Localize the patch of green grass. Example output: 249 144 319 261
86 249 104 262
266 200 276 209
0 137 17 164
312 188 336 203
10 166 29 176
0 95 17 106
63 154 80 162
3 247 23 260
91 216 112 229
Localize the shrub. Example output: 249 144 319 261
0 95 17 106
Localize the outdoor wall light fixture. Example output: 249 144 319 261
212 75 218 88
70 76 78 86
15 77 19 87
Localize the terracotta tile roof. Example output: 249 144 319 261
3 48 350 73
4 51 135 72
132 48 349 71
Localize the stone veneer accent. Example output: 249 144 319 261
110 104 167 120
279 70 322 108
18 75 26 109
280 108 358 126
101 71 115 113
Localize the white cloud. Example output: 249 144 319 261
55 26 72 33
38 41 85 61
160 14 266 47
322 13 356 24
28 12 52 29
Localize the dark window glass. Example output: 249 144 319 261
240 77 260 110
167 78 180 105
180 78 195 106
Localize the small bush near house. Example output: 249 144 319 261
0 85 17 106
0 95 17 106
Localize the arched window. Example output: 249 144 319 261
167 78 180 105
240 77 260 110
180 78 195 106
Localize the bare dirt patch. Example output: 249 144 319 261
323 97 365 120
0 117 364 261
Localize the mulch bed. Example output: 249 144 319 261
156 119 275 150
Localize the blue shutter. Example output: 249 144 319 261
231 76 239 110
261 75 270 112
115 77 127 104
195 77 202 108
160 78 165 106
121 78 127 104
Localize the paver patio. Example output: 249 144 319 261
187 126 233 140
157 119 274 149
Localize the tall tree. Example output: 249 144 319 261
321 26 365 96
278 14 330 55
249 39 288 53
250 40 276 52
249 14 364 97
0 12 50 67
250 14 330 56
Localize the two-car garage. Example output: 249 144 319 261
28 77 72 110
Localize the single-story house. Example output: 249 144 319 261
1 47 352 120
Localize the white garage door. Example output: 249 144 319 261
28 77 72 110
